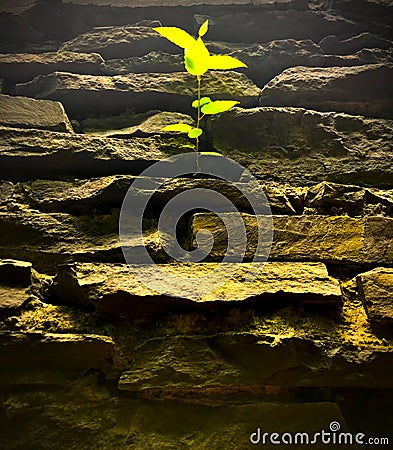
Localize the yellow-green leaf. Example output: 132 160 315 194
188 127 203 138
192 97 212 108
198 19 209 37
184 37 210 77
208 55 248 70
153 27 197 49
201 100 239 115
162 123 193 133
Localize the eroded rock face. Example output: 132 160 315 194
304 181 393 216
100 51 183 75
191 213 393 265
259 64 393 118
51 261 341 318
0 332 114 379
0 52 104 83
357 268 393 329
0 259 42 315
16 71 259 118
319 32 393 55
0 126 180 180
17 176 303 215
208 39 393 86
0 94 73 132
209 107 393 187
59 25 178 59
118 332 393 392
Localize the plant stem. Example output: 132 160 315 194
196 75 201 172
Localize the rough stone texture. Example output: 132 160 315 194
191 213 393 265
18 176 303 215
0 286 30 315
82 111 195 137
319 32 393 55
0 51 104 83
100 51 184 75
0 259 33 286
16 71 259 118
209 107 393 188
118 332 393 392
208 39 393 86
357 268 393 328
100 42 393 87
0 331 114 378
1 0 393 446
0 181 14 204
304 181 393 216
0 259 42 315
0 94 74 132
0 208 126 273
59 25 179 59
259 64 393 119
0 126 180 180
52 261 341 318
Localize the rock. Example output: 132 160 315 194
52 261 341 318
357 268 393 328
0 259 43 315
19 176 301 215
118 332 393 392
0 126 179 180
0 207 170 272
208 39 393 86
100 41 393 88
0 208 123 273
0 94 73 133
319 32 393 55
100 51 183 75
0 286 30 315
0 331 114 376
191 213 393 265
0 52 104 83
304 181 393 216
199 9 363 44
81 111 195 137
15 71 259 118
59 25 181 59
209 107 393 188
0 181 14 204
0 259 33 286
259 64 393 119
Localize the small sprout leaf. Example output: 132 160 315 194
162 123 193 133
198 19 209 37
188 127 203 138
192 97 212 108
201 100 240 115
153 27 196 49
208 55 248 70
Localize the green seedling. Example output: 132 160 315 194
153 19 247 165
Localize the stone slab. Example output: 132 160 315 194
209 106 393 188
357 267 393 328
118 332 393 391
0 94 73 132
15 71 260 118
0 126 176 180
0 51 104 83
52 261 342 318
259 64 393 119
191 213 393 265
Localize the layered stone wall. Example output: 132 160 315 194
0 1 392 448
